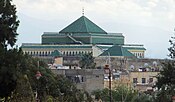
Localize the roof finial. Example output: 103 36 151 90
82 7 84 16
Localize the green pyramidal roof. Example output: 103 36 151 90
51 50 62 57
59 16 107 34
100 45 135 57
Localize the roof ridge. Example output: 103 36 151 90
120 46 124 55
82 16 89 32
83 16 89 33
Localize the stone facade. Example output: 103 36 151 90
103 70 159 92
96 58 163 92
51 69 104 93
130 71 159 92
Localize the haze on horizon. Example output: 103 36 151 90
13 0 175 59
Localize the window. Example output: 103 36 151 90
63 51 65 55
82 76 84 82
149 78 153 83
142 78 146 83
75 76 80 83
133 78 137 83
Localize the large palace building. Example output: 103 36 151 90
21 15 146 60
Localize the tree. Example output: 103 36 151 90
168 36 175 59
154 61 175 102
79 53 96 69
53 75 81 102
92 86 138 102
0 0 19 48
0 0 92 101
11 75 35 102
131 93 154 102
0 1 19 100
154 33 175 102
0 48 21 101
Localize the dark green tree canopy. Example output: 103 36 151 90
154 33 175 102
154 61 175 102
92 86 141 102
0 0 19 48
156 61 175 90
0 48 21 101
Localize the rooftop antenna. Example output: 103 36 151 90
82 7 84 16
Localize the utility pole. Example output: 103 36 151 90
104 64 112 102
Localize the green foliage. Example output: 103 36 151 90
156 61 175 90
0 46 90 101
91 88 109 101
131 93 154 102
11 75 35 102
0 1 98 101
152 34 175 102
46 96 53 102
52 75 86 102
0 0 20 101
154 61 175 102
92 86 138 102
79 53 96 69
0 48 22 101
154 86 172 102
0 0 19 48
168 36 175 59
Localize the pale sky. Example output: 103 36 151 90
13 0 175 59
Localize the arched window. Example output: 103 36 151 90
45 52 47 56
42 51 44 56
78 51 80 55
63 51 65 55
89 51 92 54
66 52 68 56
139 53 142 57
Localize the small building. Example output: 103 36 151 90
104 71 131 89
51 69 104 93
130 71 159 92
